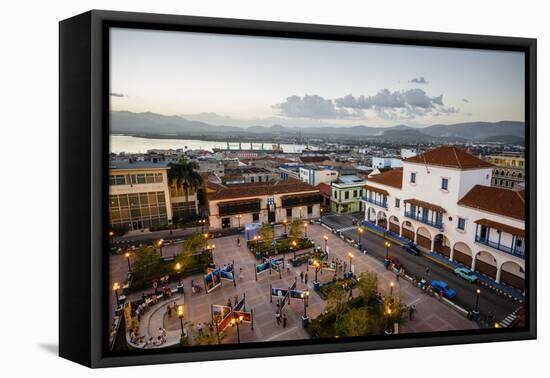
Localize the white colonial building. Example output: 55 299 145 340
362 146 525 290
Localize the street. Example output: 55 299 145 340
321 213 521 323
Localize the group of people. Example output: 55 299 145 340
274 299 288 328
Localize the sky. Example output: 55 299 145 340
110 27 525 128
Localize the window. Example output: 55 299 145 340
395 198 400 208
307 205 313 215
441 178 449 190
286 208 292 217
457 217 466 230
410 172 416 183
344 191 349 200
353 190 357 198
252 213 259 222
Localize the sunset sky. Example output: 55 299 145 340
110 27 525 128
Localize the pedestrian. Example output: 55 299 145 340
197 322 203 334
153 280 158 295
227 298 232 308
304 272 308 285
282 313 287 328
287 266 290 275
412 305 416 320
300 271 304 282
234 295 239 305
408 307 414 320
275 311 281 324
425 266 430 275
237 237 241 247
396 272 400 281
166 304 172 318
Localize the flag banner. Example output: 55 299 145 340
205 268 222 293
233 297 245 312
220 270 234 281
290 289 305 299
217 309 233 332
234 311 252 323
256 261 270 274
271 287 288 297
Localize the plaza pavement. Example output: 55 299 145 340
111 223 477 348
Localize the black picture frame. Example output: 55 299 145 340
59 9 537 368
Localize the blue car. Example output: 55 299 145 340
430 280 456 299
403 243 421 256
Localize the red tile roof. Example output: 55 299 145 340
458 185 525 220
316 182 332 197
405 146 494 170
367 168 403 189
207 178 319 201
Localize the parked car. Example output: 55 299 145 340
454 267 479 283
403 243 421 256
387 255 402 270
430 280 456 299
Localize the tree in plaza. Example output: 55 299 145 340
325 285 348 321
168 158 202 206
131 246 162 284
357 271 379 305
289 219 304 240
335 307 371 337
186 322 226 346
259 223 274 251
383 290 406 328
182 232 207 255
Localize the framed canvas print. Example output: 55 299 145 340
59 10 536 368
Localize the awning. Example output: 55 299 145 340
218 198 261 207
475 218 525 238
404 198 446 213
364 185 389 196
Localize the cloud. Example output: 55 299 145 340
110 92 126 97
273 94 363 119
335 88 454 120
409 76 429 84
462 98 469 103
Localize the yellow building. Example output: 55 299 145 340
487 154 525 189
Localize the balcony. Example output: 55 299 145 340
475 235 525 259
362 196 388 209
405 211 443 230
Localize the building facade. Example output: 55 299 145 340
362 146 525 290
299 166 339 186
331 175 367 214
206 178 322 229
487 154 525 189
109 161 199 232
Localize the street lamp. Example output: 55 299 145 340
156 239 164 257
109 231 114 244
303 222 308 238
348 252 354 272
125 251 132 272
231 315 243 344
474 288 481 313
323 235 328 253
390 281 394 296
358 226 364 246
301 290 310 318
177 304 185 338
384 240 391 260
299 207 303 219
282 219 288 236
175 262 182 286
313 260 321 283
112 282 120 305
236 215 242 230
385 307 393 334
292 240 297 259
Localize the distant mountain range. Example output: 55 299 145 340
111 111 525 145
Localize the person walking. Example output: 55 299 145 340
282 313 287 328
304 272 308 285
237 237 241 247
275 311 281 325
300 271 304 282
425 266 430 275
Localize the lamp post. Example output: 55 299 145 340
231 315 243 344
323 235 328 253
175 262 182 286
299 207 303 219
385 307 393 334
112 282 120 305
109 231 114 244
283 219 288 236
473 288 481 319
313 260 320 283
384 240 391 261
348 252 354 272
156 239 164 257
303 222 308 238
177 304 185 338
236 215 242 230
358 226 364 247
292 240 297 259
390 281 394 296
125 251 132 272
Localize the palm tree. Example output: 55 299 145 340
168 158 202 206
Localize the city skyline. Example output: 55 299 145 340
110 28 525 129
